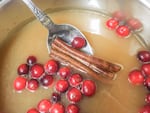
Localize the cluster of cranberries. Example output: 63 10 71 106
13 54 96 113
128 50 150 113
106 11 143 38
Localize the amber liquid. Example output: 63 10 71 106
0 9 147 113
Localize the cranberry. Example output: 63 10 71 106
127 18 143 31
112 11 126 21
145 93 150 103
27 56 37 65
50 92 61 103
141 63 150 77
81 80 96 97
37 99 52 113
106 18 119 30
13 76 27 92
27 108 39 113
69 74 83 87
139 105 150 113
128 69 144 85
144 77 150 91
67 87 82 103
71 37 86 49
116 25 130 37
44 59 59 75
137 51 150 63
17 63 29 75
50 103 65 113
66 104 80 113
58 67 71 79
27 79 39 92
40 74 54 88
55 79 69 93
30 64 44 79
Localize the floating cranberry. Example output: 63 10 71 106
37 99 52 113
144 77 150 91
44 59 59 75
55 79 69 93
66 104 80 113
81 80 96 97
27 56 37 65
27 108 39 113
116 25 130 37
106 18 119 30
127 18 143 31
17 63 29 75
128 69 144 85
69 74 83 87
141 63 150 77
40 74 53 88
58 67 71 79
145 93 150 103
27 79 39 92
137 51 150 63
50 103 65 113
112 11 126 21
139 105 150 113
50 92 61 103
71 37 86 49
67 87 82 103
30 64 44 79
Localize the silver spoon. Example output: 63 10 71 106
22 0 93 55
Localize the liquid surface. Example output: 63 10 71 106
0 10 147 113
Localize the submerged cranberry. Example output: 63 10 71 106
106 18 119 30
128 69 144 85
55 79 69 93
116 25 130 37
44 59 59 75
69 74 83 87
144 77 150 91
66 104 80 113
137 51 150 63
13 76 27 92
27 56 37 65
50 92 61 103
112 11 126 21
139 105 150 113
27 79 39 92
30 64 44 79
81 80 96 97
17 63 29 75
50 103 65 113
141 63 150 77
67 87 82 103
27 108 39 113
37 99 52 113
145 93 150 103
58 67 71 79
40 74 54 88
71 37 86 49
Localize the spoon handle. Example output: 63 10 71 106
22 0 54 29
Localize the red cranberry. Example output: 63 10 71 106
55 79 69 93
144 77 150 91
139 105 150 113
81 80 96 97
50 92 61 103
30 64 44 79
66 104 80 113
112 11 126 21
44 59 59 75
127 18 143 31
13 76 27 92
27 56 37 65
40 74 54 88
137 51 150 63
50 103 65 113
116 25 130 37
71 37 86 49
69 74 83 87
141 63 150 77
67 87 82 103
37 99 52 113
58 67 71 79
128 69 144 85
17 64 29 75
106 18 119 30
145 93 150 103
27 108 39 113
27 79 39 92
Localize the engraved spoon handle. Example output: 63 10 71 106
22 0 54 29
